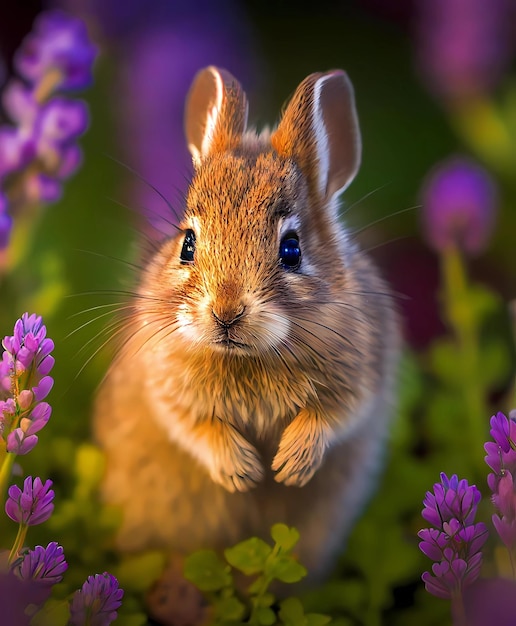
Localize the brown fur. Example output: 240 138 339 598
94 67 401 619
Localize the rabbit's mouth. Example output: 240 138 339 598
212 337 250 352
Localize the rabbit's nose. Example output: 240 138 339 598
212 304 245 328
212 279 246 326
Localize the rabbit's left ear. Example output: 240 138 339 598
271 70 361 203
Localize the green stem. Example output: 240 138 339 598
0 451 16 502
441 246 487 473
248 544 281 625
8 522 28 564
248 574 273 624
447 96 516 181
33 68 64 104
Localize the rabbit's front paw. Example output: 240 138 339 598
207 422 264 493
272 408 328 487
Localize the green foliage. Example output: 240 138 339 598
30 599 70 626
184 524 331 625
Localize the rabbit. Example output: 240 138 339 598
93 65 401 615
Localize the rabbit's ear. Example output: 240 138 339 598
271 70 361 203
185 66 249 167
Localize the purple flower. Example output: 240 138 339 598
418 472 488 599
1 82 87 196
0 122 35 180
420 156 498 256
13 542 67 586
5 476 54 526
422 472 481 528
0 10 96 249
414 0 513 101
0 313 54 455
2 313 54 373
6 430 39 455
14 10 97 91
485 410 516 550
69 572 124 626
489 411 511 452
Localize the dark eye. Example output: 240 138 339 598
180 229 196 264
279 232 301 270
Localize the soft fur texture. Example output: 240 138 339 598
94 66 401 605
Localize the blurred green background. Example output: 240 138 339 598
1 1 516 624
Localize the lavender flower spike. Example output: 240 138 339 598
0 10 97 249
0 313 54 456
418 473 488 600
69 572 124 626
485 410 516 551
5 476 54 526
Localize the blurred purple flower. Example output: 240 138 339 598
485 410 516 550
463 578 516 626
415 0 513 101
5 476 54 526
420 156 498 255
0 194 12 248
419 472 488 599
75 0 259 233
1 312 54 455
69 572 124 626
0 562 48 625
13 542 67 586
14 10 97 91
0 10 97 249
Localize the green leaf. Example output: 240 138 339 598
305 614 332 626
428 338 462 384
270 524 300 552
215 596 247 621
278 597 306 626
30 600 70 626
116 551 167 593
74 443 105 499
184 549 232 591
256 607 276 625
224 537 272 575
467 284 500 321
266 556 307 583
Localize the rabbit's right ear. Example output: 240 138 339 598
185 66 249 168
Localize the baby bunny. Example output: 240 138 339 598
94 66 400 589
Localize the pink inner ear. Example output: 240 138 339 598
270 70 361 204
184 66 248 165
317 71 361 199
185 67 222 162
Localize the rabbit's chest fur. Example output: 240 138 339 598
144 344 316 441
